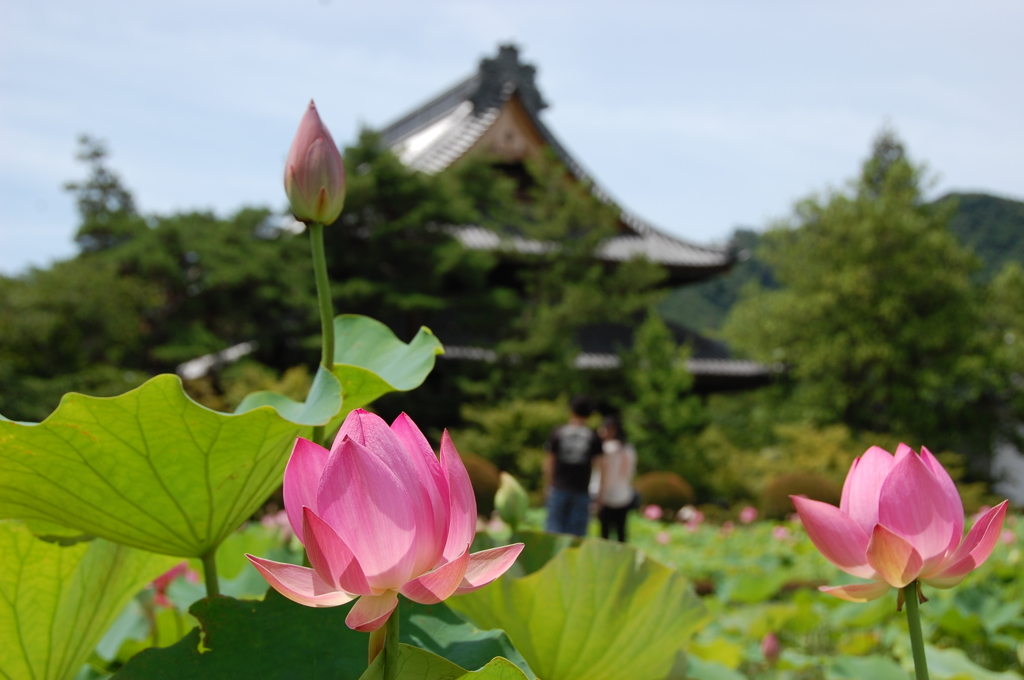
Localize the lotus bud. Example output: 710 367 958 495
495 472 529 531
761 632 781 664
284 100 346 225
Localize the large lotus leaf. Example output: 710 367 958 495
0 520 178 680
824 655 908 680
359 644 529 680
0 374 311 557
919 645 1023 680
114 590 531 679
234 364 342 426
447 539 709 680
504 529 582 577
330 314 443 416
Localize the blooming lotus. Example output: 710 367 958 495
247 409 523 631
284 100 346 225
793 444 1008 602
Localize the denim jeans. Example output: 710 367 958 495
545 487 591 536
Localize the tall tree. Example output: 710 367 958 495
722 130 992 452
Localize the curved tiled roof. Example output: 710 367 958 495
380 45 734 277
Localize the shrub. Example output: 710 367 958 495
635 472 696 516
461 453 501 517
761 471 841 519
452 398 567 491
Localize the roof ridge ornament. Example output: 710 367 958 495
471 43 548 116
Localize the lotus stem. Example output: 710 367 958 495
903 581 929 680
308 221 334 446
201 549 220 597
382 601 400 680
368 626 386 666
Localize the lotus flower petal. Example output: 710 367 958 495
302 507 373 596
866 524 923 588
919 446 965 556
840 446 895 534
246 555 355 608
317 436 417 590
346 591 399 632
893 443 914 461
454 543 526 594
440 431 477 563
791 496 874 578
925 501 1008 588
391 413 450 571
819 581 892 602
878 450 957 563
337 410 445 575
399 547 470 604
283 438 329 543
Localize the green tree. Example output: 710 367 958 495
621 314 707 488
722 131 991 452
64 135 145 252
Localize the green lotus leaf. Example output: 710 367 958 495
825 655 909 680
0 520 178 680
447 539 709 680
504 529 582 577
359 644 529 680
0 374 308 557
114 590 531 679
330 314 443 419
918 645 1024 680
234 364 343 426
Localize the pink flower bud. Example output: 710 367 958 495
761 632 781 664
739 505 758 524
655 531 670 545
284 100 346 225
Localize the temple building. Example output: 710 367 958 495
378 45 771 393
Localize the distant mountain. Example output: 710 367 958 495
657 229 772 334
944 192 1024 281
659 192 1024 334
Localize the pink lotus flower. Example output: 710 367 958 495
247 409 523 631
284 100 346 225
655 530 670 545
772 525 792 541
643 504 663 521
739 505 758 524
793 444 1009 602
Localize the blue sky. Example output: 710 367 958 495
1 0 1022 275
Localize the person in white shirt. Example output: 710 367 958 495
592 415 637 542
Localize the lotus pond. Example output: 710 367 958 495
61 505 1021 680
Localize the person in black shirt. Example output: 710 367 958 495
543 395 603 536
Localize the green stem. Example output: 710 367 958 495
903 582 929 680
309 222 335 371
382 600 400 680
308 221 334 447
201 550 220 597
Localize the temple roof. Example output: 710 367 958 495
380 45 734 282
